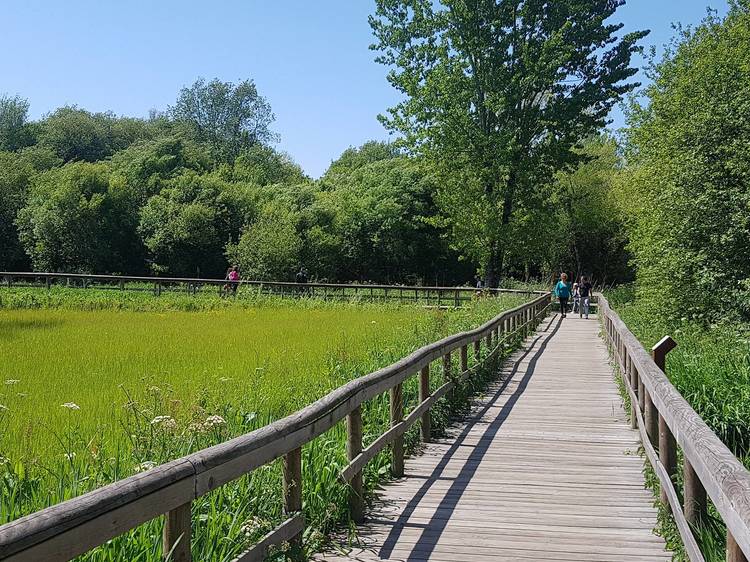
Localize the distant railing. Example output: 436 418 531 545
0 272 545 308
0 291 552 561
598 294 750 562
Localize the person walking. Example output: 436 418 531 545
579 275 593 319
554 273 571 318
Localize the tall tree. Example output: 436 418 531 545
169 78 276 161
0 95 34 151
370 0 647 284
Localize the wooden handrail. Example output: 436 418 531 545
0 292 552 561
598 293 750 562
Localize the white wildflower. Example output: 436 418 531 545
63 453 76 461
240 516 267 537
4 379 19 385
134 461 156 473
150 415 177 431
204 415 226 427
187 422 208 435
61 402 80 410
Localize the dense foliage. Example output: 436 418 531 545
617 3 750 321
370 0 646 283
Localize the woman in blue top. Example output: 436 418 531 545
554 272 571 318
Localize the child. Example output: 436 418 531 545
553 273 570 318
579 276 593 319
572 282 580 314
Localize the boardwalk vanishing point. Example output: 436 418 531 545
318 313 670 561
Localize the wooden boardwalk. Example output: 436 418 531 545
317 313 670 561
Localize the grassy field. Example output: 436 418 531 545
0 287 526 561
607 287 750 562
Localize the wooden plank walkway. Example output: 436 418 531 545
316 313 670 561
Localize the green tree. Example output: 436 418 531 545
16 162 143 273
619 3 750 320
0 148 61 269
370 0 647 284
230 144 307 186
226 204 302 280
170 78 276 161
0 95 35 151
321 141 400 183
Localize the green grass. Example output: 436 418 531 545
606 286 750 562
0 287 527 561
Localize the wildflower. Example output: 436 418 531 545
4 379 19 385
150 415 177 431
204 415 226 427
0 455 9 465
61 402 80 410
240 516 268 537
187 422 208 435
63 453 76 461
134 461 156 473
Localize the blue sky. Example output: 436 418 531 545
0 1 730 177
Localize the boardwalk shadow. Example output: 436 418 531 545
376 314 563 560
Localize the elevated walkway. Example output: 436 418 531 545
318 314 669 561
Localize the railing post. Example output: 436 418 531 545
45 276 50 290
460 344 468 373
653 336 678 511
419 365 431 441
473 339 481 363
163 502 192 562
644 389 659 448
486 330 492 350
627 354 638 430
390 383 404 477
454 289 460 307
347 406 364 523
283 447 303 546
727 531 749 562
443 351 452 379
683 457 706 527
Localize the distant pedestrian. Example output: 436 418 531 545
579 276 593 319
554 273 571 318
295 267 309 295
228 266 240 295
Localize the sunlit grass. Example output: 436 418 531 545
0 288 526 560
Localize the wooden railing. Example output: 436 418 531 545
0 271 544 308
0 292 552 561
598 294 750 562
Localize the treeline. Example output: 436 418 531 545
0 80 473 284
0 78 629 286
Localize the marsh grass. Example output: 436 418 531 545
0 287 525 560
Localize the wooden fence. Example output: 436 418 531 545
0 272 544 308
599 294 750 562
0 292 552 561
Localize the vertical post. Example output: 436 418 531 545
486 330 492 350
473 339 481 363
419 365 431 441
683 457 706 527
645 390 659 448
628 355 638 430
45 276 50 290
283 447 303 545
390 383 404 477
454 289 460 307
658 414 677 511
443 351 452 379
727 531 748 562
460 345 468 374
652 335 678 510
163 502 192 562
347 407 364 523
